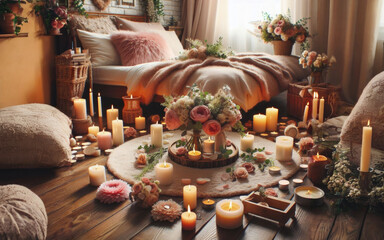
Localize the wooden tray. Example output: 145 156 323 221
168 142 239 168
242 191 296 227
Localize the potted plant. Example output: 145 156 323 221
0 0 31 35
33 0 67 35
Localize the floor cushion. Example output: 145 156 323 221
0 103 72 168
0 185 48 240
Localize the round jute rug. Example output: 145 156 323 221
107 131 301 198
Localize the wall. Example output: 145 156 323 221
0 3 56 108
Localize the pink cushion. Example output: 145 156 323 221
110 31 174 66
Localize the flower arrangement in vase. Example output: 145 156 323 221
131 177 161 208
299 50 336 85
33 0 67 35
162 84 243 152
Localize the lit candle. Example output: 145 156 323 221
154 160 174 185
135 116 146 130
150 122 163 147
240 132 254 152
307 152 329 185
97 93 103 117
360 120 372 172
319 97 324 123
202 198 216 210
188 147 201 160
97 130 112 150
75 47 81 54
112 117 124 146
312 92 318 120
106 105 119 130
183 185 197 210
303 102 309 123
88 164 106 186
203 137 215 154
88 124 99 136
181 205 196 230
131 94 139 109
216 199 244 229
275 136 293 161
266 107 278 131
253 114 267 133
89 88 94 117
73 98 87 119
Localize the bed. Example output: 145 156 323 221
70 12 310 112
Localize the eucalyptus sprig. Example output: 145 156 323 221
134 147 168 180
258 159 274 172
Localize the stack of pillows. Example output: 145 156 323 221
70 15 184 67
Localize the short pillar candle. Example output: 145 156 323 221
181 205 196 230
150 122 163 147
155 160 174 185
88 124 100 136
275 136 293 161
216 199 244 229
266 107 278 131
97 130 112 150
135 116 146 130
112 118 124 146
88 164 106 186
253 114 266 133
106 105 119 130
240 132 254 152
73 98 87 120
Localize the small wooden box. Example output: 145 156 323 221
287 81 341 120
242 191 296 227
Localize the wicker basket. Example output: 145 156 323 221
55 51 90 116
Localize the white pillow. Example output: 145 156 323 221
151 30 184 58
77 29 121 66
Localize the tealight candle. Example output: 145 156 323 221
216 199 244 229
275 136 293 161
139 130 147 135
150 122 163 147
106 105 119 130
203 137 215 154
88 124 99 136
307 153 329 185
188 148 201 160
278 179 289 191
181 205 196 230
266 107 278 131
97 130 112 150
360 120 372 172
73 98 87 120
183 185 197 210
294 186 325 206
135 116 146 130
202 198 216 210
154 160 173 185
240 132 254 152
112 117 124 146
293 178 303 187
312 92 318 120
269 166 281 175
253 114 266 133
88 164 106 186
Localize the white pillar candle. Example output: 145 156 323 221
240 132 254 152
319 97 325 123
266 107 278 131
151 122 163 147
73 98 87 119
106 105 119 130
155 160 174 185
183 185 197 210
135 116 146 130
303 102 309 123
253 114 267 133
216 199 244 229
97 93 103 117
89 88 94 117
203 137 215 154
360 120 372 172
88 124 99 136
275 136 294 161
112 117 124 146
88 164 106 186
312 92 318 120
97 130 112 150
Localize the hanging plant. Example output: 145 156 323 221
140 0 164 22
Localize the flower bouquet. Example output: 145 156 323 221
131 177 161 208
33 0 68 35
299 50 336 85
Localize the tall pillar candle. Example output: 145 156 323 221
266 107 278 131
97 93 103 117
360 120 372 172
216 199 244 229
112 118 124 146
97 130 112 150
303 102 309 123
312 92 318 120
253 114 266 133
88 164 106 186
240 133 254 152
135 116 146 130
155 160 173 185
183 185 197 210
275 136 293 161
89 88 94 117
73 98 87 119
106 105 119 130
151 122 163 147
319 97 325 123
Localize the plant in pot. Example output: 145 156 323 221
0 0 32 35
33 0 67 35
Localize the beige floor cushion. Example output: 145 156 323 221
0 103 72 168
0 185 48 240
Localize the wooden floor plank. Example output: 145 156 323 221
360 207 384 240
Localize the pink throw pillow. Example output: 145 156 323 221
110 31 174 66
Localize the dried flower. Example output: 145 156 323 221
96 180 131 204
136 153 147 165
298 137 314 152
151 199 183 222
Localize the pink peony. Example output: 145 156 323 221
234 167 249 179
125 127 137 138
176 147 187 156
165 109 182 130
202 120 221 136
264 188 278 197
132 182 143 194
274 27 282 35
190 105 211 123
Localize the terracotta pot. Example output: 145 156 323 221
0 13 15 34
271 40 294 56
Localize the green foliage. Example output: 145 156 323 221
218 146 232 159
138 144 156 153
134 147 168 180
72 0 87 17
240 147 273 172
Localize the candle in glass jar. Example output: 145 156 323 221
266 107 278 131
312 92 318 120
181 205 196 230
89 89 94 117
183 185 197 210
188 148 201 160
97 93 103 117
73 98 87 119
240 132 254 152
150 122 163 147
203 137 215 154
155 160 173 185
112 117 124 146
97 130 112 150
360 120 372 172
88 164 106 186
253 114 266 133
307 152 329 185
216 199 244 229
275 136 293 161
318 97 324 123
106 105 119 130
303 102 309 123
135 116 146 130
88 124 99 136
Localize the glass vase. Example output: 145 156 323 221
214 131 226 153
185 130 202 151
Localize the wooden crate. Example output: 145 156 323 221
287 81 341 120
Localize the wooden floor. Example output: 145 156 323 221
0 149 383 240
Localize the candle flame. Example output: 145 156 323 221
367 120 370 126
306 190 312 195
163 159 167 167
89 88 92 92
187 205 191 213
188 185 191 190
98 92 101 97
193 146 195 153
116 117 118 120
208 136 211 141
207 199 210 203
317 152 319 158
314 92 318 98
130 94 133 98
229 201 232 211
306 102 309 106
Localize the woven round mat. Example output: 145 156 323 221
107 130 301 198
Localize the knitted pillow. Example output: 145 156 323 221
0 103 72 168
0 185 48 239
69 15 117 34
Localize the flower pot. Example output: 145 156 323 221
0 13 15 34
271 40 293 56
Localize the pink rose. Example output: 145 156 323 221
265 188 278 197
165 109 182 130
241 162 255 173
176 147 187 155
124 127 137 138
202 120 221 136
141 177 151 185
253 152 266 163
149 182 159 193
274 27 282 35
234 167 249 179
51 20 58 29
132 182 143 194
277 20 285 26
190 105 211 123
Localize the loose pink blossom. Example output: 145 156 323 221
141 177 151 185
132 182 143 194
264 188 278 197
176 147 187 155
241 162 255 173
165 109 182 130
190 105 211 123
202 120 221 136
277 20 285 26
234 167 249 179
